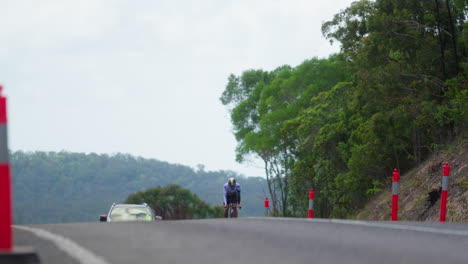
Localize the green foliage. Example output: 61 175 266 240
366 180 383 196
125 185 218 220
221 57 352 216
11 151 267 224
222 0 467 219
438 77 468 134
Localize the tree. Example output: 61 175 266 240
125 185 220 220
221 57 351 216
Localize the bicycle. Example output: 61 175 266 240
227 203 242 218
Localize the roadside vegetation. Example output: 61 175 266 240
221 0 467 218
126 185 224 220
11 151 265 224
356 139 467 221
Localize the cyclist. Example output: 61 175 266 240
223 177 241 218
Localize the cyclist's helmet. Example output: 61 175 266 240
228 177 236 187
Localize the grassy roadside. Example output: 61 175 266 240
355 139 468 222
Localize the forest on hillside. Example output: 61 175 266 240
221 0 467 218
11 151 266 224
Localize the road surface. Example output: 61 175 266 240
14 218 468 264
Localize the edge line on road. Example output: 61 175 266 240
14 225 110 264
247 217 468 236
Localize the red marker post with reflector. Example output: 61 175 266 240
391 169 399 221
0 85 12 252
440 162 450 222
308 189 314 219
264 198 269 216
0 85 39 263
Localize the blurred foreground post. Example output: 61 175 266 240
440 162 450 222
264 198 269 216
0 85 40 263
0 85 12 251
391 169 399 221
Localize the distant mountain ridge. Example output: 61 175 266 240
11 151 267 224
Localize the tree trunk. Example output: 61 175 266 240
435 0 447 79
263 158 278 214
446 0 460 75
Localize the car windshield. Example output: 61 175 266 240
110 207 152 222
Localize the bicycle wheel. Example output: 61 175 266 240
229 205 234 218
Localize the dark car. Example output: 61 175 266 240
100 203 160 222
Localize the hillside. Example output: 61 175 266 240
356 140 468 222
11 151 267 224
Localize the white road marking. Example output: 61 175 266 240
251 217 468 236
14 225 110 264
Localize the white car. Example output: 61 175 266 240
99 203 160 222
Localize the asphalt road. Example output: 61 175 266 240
14 218 468 264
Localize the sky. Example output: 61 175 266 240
0 0 355 177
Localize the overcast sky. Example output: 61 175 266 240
1 0 355 177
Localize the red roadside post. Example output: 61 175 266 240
308 189 314 219
0 85 12 251
440 162 450 222
264 197 269 216
391 169 399 221
0 85 40 263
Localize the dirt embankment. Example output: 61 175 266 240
356 140 468 222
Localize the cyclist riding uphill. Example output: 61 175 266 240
223 177 241 218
